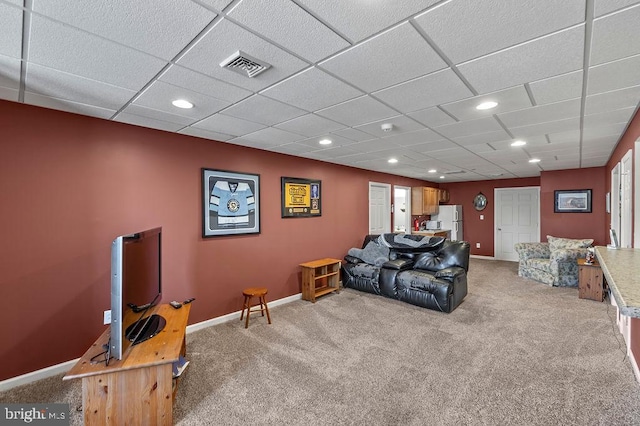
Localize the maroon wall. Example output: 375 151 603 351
0 100 432 380
440 177 540 256
540 167 607 244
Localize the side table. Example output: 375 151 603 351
299 258 341 303
577 258 605 302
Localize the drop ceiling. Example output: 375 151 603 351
2 0 639 182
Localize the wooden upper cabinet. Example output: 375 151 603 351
438 189 450 203
411 187 440 215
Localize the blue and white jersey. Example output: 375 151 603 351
210 181 255 225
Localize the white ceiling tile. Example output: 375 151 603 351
28 16 167 91
415 0 585 64
230 127 304 146
464 143 497 154
229 0 349 62
587 55 640 95
498 98 581 128
582 123 627 141
330 127 376 142
509 117 581 138
297 134 359 150
269 142 319 156
434 116 504 139
295 0 439 42
378 129 444 147
133 80 230 120
0 86 18 102
305 145 360 160
594 0 640 17
348 138 400 153
407 107 457 128
354 115 425 137
458 26 584 94
373 69 474 113
197 0 234 12
33 0 215 60
452 130 512 146
260 67 363 111
160 65 253 103
117 104 193 126
583 107 636 128
408 140 458 153
547 129 580 144
0 54 20 90
441 86 532 121
193 113 267 136
25 63 136 110
315 95 398 126
591 5 640 65
221 95 306 126
23 92 116 119
0 2 22 58
115 112 185 132
273 113 345 137
319 22 446 92
179 126 233 142
585 86 640 115
177 19 308 91
487 135 550 150
529 70 583 105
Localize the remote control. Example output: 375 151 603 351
183 298 195 304
170 301 182 309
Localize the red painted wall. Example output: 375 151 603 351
540 167 607 245
440 177 540 256
0 100 432 380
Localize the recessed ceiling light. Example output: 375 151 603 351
476 101 498 110
439 175 445 179
172 99 193 109
428 169 437 173
319 139 332 145
388 158 398 164
511 140 526 147
529 158 541 163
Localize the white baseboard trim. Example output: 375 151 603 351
470 254 496 260
0 292 303 392
0 359 79 393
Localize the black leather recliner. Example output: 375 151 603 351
342 234 470 313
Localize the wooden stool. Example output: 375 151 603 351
240 287 272 329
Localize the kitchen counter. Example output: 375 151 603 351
595 246 640 318
412 229 450 238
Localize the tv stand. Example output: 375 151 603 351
64 304 190 425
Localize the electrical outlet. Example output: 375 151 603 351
476 242 481 249
103 310 111 325
480 214 484 220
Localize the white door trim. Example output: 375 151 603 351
621 149 632 248
394 185 412 232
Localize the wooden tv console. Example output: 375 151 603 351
64 304 190 425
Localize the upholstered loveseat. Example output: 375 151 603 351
514 236 593 287
342 234 470 313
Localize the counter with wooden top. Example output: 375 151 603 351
595 246 640 318
412 229 450 238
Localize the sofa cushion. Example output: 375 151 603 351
547 235 593 251
526 258 552 274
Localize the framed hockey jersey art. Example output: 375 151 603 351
202 168 260 237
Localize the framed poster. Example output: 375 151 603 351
554 189 592 213
281 177 321 218
202 168 260 237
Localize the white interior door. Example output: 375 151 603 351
393 185 411 232
611 162 621 245
495 187 540 261
369 182 391 235
621 149 633 248
635 139 640 248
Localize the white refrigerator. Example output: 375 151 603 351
431 205 463 241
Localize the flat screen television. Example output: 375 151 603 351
110 226 165 361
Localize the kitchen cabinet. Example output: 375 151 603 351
438 189 450 203
411 187 439 215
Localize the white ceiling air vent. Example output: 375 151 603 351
220 51 271 78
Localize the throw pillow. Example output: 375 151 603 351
547 235 593 251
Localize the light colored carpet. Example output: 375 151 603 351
2 258 640 425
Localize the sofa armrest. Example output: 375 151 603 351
434 266 466 281
382 258 414 270
344 255 363 264
550 248 588 263
514 242 550 260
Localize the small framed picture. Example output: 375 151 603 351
554 189 592 213
202 168 260 237
281 177 321 218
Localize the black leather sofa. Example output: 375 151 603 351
342 234 470 313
